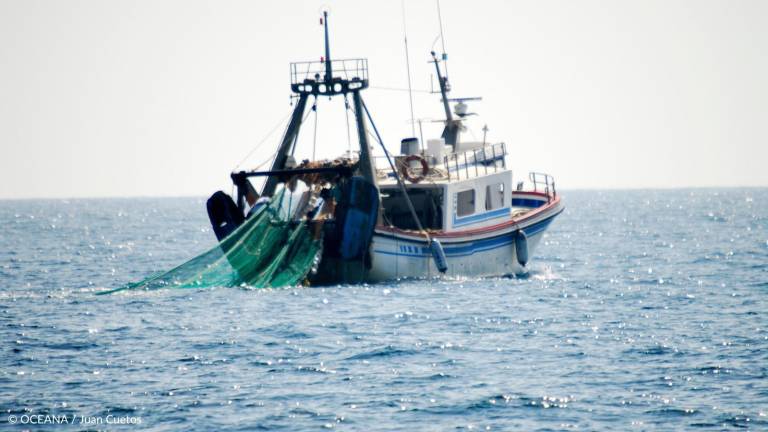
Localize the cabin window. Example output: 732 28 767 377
381 187 444 230
456 189 475 217
485 183 505 210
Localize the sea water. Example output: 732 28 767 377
1 189 766 430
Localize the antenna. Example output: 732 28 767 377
418 118 425 152
401 0 416 137
436 0 449 77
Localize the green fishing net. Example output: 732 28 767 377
98 188 322 295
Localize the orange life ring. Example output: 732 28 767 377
400 154 429 183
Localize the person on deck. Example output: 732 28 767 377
244 180 270 218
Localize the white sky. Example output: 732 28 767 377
1 0 766 199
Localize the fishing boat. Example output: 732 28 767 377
206 11 564 286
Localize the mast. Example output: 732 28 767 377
259 11 376 195
323 11 332 83
431 51 459 148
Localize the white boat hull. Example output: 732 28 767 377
367 227 544 281
366 192 563 281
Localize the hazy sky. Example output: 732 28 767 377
1 0 766 199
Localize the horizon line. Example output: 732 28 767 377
1 184 767 201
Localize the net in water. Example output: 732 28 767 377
98 189 321 294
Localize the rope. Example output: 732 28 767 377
312 98 318 161
369 85 431 94
348 102 395 159
360 98 429 240
344 95 352 157
290 98 317 157
252 150 279 171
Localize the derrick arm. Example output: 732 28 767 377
262 93 309 197
351 90 376 184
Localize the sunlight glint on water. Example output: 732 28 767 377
1 189 767 430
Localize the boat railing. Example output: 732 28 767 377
290 58 369 89
528 172 557 201
443 142 507 181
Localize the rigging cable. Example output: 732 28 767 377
359 98 446 277
233 108 293 170
251 150 279 171
311 97 319 161
370 85 431 94
344 94 352 158
401 0 416 137
290 97 317 157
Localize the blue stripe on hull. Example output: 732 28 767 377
511 198 545 208
374 212 557 258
